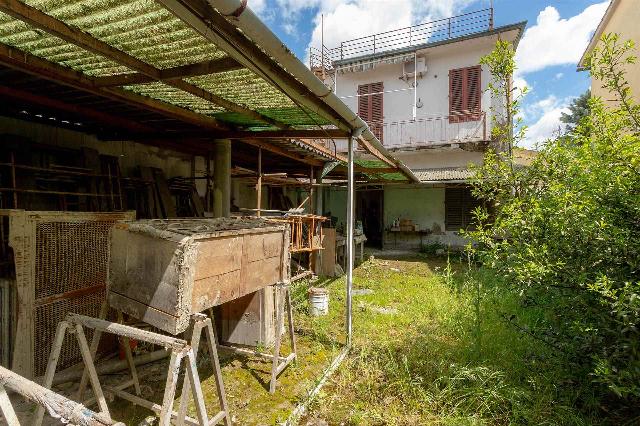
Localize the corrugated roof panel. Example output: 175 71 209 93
0 0 342 130
22 0 223 70
188 69 295 110
124 82 225 115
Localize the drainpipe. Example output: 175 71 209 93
209 0 419 183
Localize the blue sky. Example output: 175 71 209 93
250 0 610 148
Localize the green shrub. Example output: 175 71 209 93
469 34 640 414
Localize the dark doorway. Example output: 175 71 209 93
356 188 384 248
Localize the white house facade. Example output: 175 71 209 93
312 10 525 249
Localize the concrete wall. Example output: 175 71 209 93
590 0 640 103
0 116 243 212
324 183 468 249
0 116 195 179
383 184 466 249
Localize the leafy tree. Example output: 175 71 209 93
468 33 640 416
559 90 591 132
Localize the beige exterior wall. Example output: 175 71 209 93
589 0 640 103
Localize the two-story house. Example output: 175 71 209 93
312 9 525 249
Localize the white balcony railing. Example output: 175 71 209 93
374 112 487 149
312 113 488 153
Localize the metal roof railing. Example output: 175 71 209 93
310 8 493 70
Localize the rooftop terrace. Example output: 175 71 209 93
310 8 494 70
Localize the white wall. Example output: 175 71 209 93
333 35 504 124
383 184 467 249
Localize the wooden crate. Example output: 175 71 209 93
4 209 135 379
108 218 290 335
216 287 276 347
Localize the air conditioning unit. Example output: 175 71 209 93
402 56 427 80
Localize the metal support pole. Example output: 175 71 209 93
413 51 418 120
257 147 262 217
346 135 355 344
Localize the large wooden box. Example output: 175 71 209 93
107 218 290 335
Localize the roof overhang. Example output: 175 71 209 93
578 0 618 70
0 0 417 182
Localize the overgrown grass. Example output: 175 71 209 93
305 255 596 425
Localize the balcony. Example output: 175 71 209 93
375 112 488 150
315 113 488 153
310 8 493 70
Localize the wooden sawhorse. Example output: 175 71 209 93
36 313 231 426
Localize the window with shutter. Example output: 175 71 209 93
357 82 384 142
445 186 482 231
449 65 481 123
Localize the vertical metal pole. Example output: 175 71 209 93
256 148 262 217
413 51 418 120
489 0 494 30
346 135 355 345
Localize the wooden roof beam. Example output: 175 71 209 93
222 129 347 139
0 85 154 133
0 0 289 129
0 42 225 130
240 139 324 166
94 56 243 87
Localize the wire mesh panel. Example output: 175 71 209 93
8 210 135 379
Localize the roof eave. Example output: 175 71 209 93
578 0 619 70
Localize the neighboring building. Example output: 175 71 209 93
311 9 525 248
579 0 640 103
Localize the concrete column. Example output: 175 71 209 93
213 139 231 218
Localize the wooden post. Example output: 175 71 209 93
270 285 284 394
257 147 262 217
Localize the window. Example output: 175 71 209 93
357 82 384 142
445 186 482 231
449 65 481 122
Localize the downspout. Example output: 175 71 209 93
209 0 419 183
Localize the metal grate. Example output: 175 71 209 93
8 210 134 379
34 290 103 375
35 221 114 300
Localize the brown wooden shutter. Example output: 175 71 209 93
445 187 464 231
449 69 464 121
358 83 370 120
445 186 482 231
357 82 384 142
449 65 481 123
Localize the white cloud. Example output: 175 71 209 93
249 0 267 16
522 95 573 149
515 2 609 74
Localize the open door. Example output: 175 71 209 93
356 187 383 248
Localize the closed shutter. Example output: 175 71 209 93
449 65 481 123
445 187 464 231
445 186 482 231
358 82 384 142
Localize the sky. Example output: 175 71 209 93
249 0 610 149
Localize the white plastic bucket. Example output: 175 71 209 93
308 287 329 316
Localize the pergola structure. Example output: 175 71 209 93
0 6 423 386
0 0 417 182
